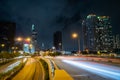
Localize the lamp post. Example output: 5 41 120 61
72 33 80 54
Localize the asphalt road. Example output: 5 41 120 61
12 58 44 80
53 56 120 80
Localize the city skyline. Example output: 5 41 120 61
0 1 120 80
0 0 120 50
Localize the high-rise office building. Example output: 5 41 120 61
82 14 113 52
0 22 16 52
53 31 62 50
31 24 37 53
96 16 113 52
82 14 97 51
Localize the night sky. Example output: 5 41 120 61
0 0 120 50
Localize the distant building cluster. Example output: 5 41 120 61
82 14 120 52
0 14 120 54
0 22 39 54
53 14 120 53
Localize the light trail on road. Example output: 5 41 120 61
12 58 44 80
62 60 120 80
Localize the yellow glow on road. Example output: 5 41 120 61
12 58 43 80
54 70 73 80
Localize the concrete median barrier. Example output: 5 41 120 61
54 70 73 80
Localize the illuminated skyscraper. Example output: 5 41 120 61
31 24 37 53
82 14 113 52
82 14 97 51
96 16 113 52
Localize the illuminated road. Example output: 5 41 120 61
12 58 44 80
53 56 120 80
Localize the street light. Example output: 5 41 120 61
72 33 78 38
16 37 23 42
16 37 31 43
72 33 80 54
25 38 31 42
15 37 31 52
1 44 5 47
1 44 5 52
